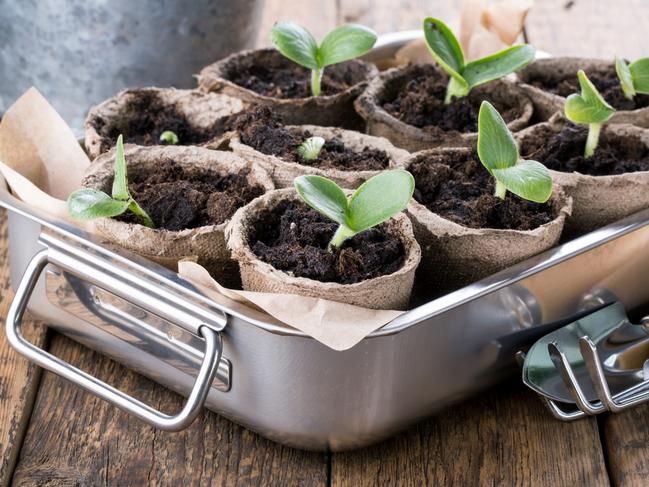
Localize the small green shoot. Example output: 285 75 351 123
294 170 414 249
423 17 536 104
564 69 615 158
67 135 155 228
615 56 649 100
160 130 179 145
478 101 553 203
297 136 325 161
270 21 377 96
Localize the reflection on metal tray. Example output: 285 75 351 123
3 34 649 450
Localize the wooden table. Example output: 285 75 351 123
2 1 649 485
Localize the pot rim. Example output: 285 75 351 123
228 124 410 182
354 64 534 142
198 47 379 104
226 187 421 293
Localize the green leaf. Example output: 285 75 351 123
492 160 553 203
423 17 466 84
615 57 636 99
347 170 414 232
270 21 319 70
477 101 519 172
564 70 615 124
67 188 130 221
128 200 155 228
462 44 536 89
297 136 325 161
160 130 179 145
319 24 377 67
629 57 649 94
111 135 131 201
294 175 349 226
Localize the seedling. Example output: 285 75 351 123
160 130 179 145
270 21 377 96
615 57 649 100
478 101 553 203
564 70 615 158
423 17 536 104
294 170 414 249
297 136 325 161
67 135 155 228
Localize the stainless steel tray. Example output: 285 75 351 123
4 33 649 451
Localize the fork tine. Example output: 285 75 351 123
548 341 605 415
579 335 623 412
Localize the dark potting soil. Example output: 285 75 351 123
91 89 233 152
382 64 522 133
118 162 264 231
519 124 649 176
251 201 406 284
228 59 367 98
527 66 649 111
410 152 556 231
233 106 390 171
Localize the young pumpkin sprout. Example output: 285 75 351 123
270 21 377 97
160 130 179 145
564 69 615 158
615 57 649 100
423 17 536 104
478 101 553 203
67 135 155 228
297 136 325 161
294 170 414 249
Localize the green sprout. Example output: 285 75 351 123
67 135 154 228
270 21 377 97
615 57 649 100
294 170 414 249
297 136 325 161
478 101 553 203
564 70 615 158
160 130 179 145
423 17 536 104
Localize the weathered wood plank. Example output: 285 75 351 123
257 0 338 45
331 383 609 486
602 404 649 487
526 0 649 60
336 0 462 34
0 210 48 487
11 334 328 487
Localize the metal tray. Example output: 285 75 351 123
3 34 649 451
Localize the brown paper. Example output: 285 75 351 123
0 88 405 351
394 0 533 65
0 88 93 228
178 261 402 351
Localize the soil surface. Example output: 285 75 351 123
91 90 233 152
250 201 405 284
118 162 264 230
228 59 367 99
527 66 649 111
519 124 649 176
410 152 556 230
234 106 390 171
382 64 522 133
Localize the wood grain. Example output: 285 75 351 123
0 210 48 487
602 403 649 487
526 0 649 59
331 384 610 487
11 334 328 487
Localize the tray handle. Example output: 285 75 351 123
6 249 222 432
